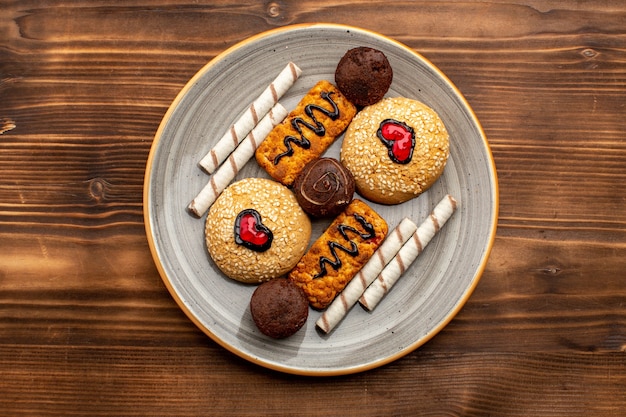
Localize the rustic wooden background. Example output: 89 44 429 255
1 1 625 415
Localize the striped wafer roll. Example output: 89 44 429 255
199 62 302 174
188 103 288 217
359 195 458 311
316 217 418 334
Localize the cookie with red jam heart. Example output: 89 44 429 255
340 97 450 205
205 178 311 284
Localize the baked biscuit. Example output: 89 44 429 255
288 199 388 310
341 97 449 204
205 178 311 284
255 80 357 186
335 46 393 107
250 278 309 339
292 157 355 218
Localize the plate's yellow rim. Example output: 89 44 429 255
143 23 499 376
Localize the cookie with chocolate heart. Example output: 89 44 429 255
205 178 311 283
340 97 449 204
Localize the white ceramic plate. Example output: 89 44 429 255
144 23 498 375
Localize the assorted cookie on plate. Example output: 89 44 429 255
199 46 450 338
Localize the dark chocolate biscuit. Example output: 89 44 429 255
292 157 355 218
250 278 309 339
335 47 393 107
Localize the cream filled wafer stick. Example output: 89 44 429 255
359 195 458 311
316 217 418 334
188 103 288 217
199 62 302 174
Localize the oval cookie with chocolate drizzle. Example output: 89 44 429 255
255 80 357 186
288 199 388 310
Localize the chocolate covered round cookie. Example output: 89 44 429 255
292 157 355 218
205 178 311 283
340 97 449 204
250 278 309 339
335 46 393 107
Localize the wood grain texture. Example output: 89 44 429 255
1 0 625 415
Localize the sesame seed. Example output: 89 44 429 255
341 97 449 202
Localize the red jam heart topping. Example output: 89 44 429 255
234 209 273 252
377 119 415 164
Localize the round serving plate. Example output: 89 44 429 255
144 23 498 375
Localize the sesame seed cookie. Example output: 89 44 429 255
205 177 311 284
340 97 449 204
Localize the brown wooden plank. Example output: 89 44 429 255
0 347 624 416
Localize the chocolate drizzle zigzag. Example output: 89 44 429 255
273 91 340 165
314 213 375 279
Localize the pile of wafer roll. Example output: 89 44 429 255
188 62 302 217
186 57 459 337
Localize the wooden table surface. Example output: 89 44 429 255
2 1 625 415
